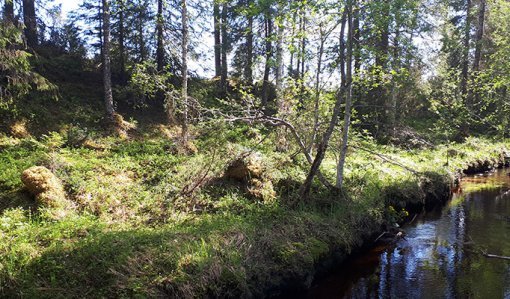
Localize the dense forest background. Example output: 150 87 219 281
2 0 510 140
1 0 510 297
2 0 510 191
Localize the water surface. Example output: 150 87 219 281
307 168 510 299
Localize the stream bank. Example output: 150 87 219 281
302 167 510 298
272 150 510 298
1 136 509 298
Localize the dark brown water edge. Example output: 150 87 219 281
272 154 510 299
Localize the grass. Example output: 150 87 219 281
0 122 509 297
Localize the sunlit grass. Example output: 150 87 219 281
0 131 509 297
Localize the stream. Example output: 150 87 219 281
305 168 510 298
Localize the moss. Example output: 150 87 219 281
20 166 73 217
0 132 509 298
305 238 329 260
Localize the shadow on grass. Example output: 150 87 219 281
1 198 373 299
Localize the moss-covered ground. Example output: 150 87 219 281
1 116 509 298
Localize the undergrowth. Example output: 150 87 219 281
0 125 509 297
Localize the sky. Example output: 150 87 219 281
45 0 439 79
53 0 80 17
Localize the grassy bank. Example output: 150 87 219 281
0 127 509 297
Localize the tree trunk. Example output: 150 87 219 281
300 10 348 199
156 0 165 72
22 0 37 48
261 16 273 108
4 0 14 23
99 4 103 59
245 15 254 86
299 8 306 95
213 0 221 78
181 0 189 142
275 7 284 112
473 0 485 72
118 0 126 83
353 4 361 74
375 0 390 140
137 10 146 63
309 23 327 155
220 1 228 92
102 0 115 119
461 0 472 98
472 0 485 103
387 28 400 137
289 11 297 78
337 1 355 189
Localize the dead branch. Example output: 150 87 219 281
374 232 388 243
351 144 420 175
482 251 510 261
207 108 336 190
180 149 217 197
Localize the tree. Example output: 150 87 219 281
4 0 14 23
461 0 472 98
245 10 254 85
337 0 355 189
181 0 189 142
117 0 127 82
102 0 115 119
22 0 38 48
300 5 350 198
0 20 53 113
213 0 221 78
220 0 228 92
156 0 165 72
261 9 273 108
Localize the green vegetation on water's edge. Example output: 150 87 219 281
0 132 509 298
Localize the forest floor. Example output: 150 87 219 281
1 114 509 297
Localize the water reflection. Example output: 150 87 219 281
307 169 510 299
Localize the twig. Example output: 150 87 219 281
351 145 420 175
409 213 418 224
374 232 388 243
180 149 217 196
482 251 510 261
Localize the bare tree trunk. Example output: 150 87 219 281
102 0 115 119
353 5 361 74
289 11 297 78
300 10 348 199
472 0 485 103
309 23 327 155
220 1 228 92
261 16 273 108
473 0 485 72
22 0 37 48
275 6 284 110
156 0 165 72
299 8 306 100
337 1 355 189
387 29 400 137
137 10 146 63
461 0 472 98
213 0 221 78
375 0 390 140
181 0 189 142
245 15 254 86
4 0 14 23
118 0 127 83
99 4 103 59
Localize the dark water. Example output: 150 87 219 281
307 168 510 299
